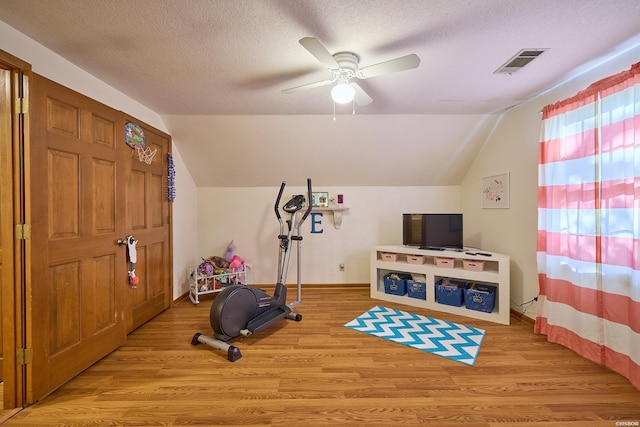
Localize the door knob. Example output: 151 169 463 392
117 236 135 246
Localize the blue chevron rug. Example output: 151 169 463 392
344 305 486 366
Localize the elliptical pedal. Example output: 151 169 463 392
246 306 290 334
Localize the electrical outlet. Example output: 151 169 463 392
339 263 345 272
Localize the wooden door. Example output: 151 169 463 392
28 74 129 402
27 74 172 403
123 117 172 333
0 50 30 409
0 64 9 386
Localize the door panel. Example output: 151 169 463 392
29 74 127 402
93 158 117 234
48 149 80 238
124 120 171 333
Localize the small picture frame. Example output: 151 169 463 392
481 172 510 208
312 192 329 207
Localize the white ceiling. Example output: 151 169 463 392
1 0 640 186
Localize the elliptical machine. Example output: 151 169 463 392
191 178 313 361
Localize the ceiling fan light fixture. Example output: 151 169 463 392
331 82 355 104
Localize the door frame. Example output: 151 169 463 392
0 49 30 409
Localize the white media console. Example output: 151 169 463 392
370 245 510 325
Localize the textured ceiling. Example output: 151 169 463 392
2 1 640 188
2 0 640 116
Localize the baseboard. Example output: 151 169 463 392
0 408 23 424
244 283 369 289
177 285 537 329
510 308 535 326
173 283 370 303
296 283 369 289
173 292 190 305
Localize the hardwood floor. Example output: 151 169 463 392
3 286 639 426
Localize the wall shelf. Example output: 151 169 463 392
312 206 349 229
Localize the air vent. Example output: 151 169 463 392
494 48 548 74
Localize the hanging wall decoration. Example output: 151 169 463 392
167 153 176 202
125 121 157 164
481 172 509 208
125 121 146 149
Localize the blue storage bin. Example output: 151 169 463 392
407 280 426 300
435 279 467 306
383 272 410 296
465 283 497 313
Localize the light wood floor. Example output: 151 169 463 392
3 286 639 426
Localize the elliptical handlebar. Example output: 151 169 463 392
300 178 313 224
274 179 313 226
274 181 286 222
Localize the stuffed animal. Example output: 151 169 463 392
223 240 235 260
197 242 248 278
197 258 214 276
207 256 230 275
229 255 244 271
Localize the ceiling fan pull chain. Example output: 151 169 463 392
333 101 336 121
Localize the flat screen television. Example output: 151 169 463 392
402 213 463 249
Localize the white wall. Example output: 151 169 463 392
460 42 640 318
197 186 460 285
0 20 199 300
162 114 499 188
169 144 198 297
7 17 639 309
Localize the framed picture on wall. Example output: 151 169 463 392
481 172 510 208
312 192 329 207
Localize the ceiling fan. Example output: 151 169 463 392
282 37 421 106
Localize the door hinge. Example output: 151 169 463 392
14 97 28 114
15 224 31 240
16 348 33 365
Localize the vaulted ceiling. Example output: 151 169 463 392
1 0 639 186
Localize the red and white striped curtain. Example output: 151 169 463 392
536 62 640 389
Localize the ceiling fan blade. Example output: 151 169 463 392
358 54 421 79
282 78 335 94
351 82 372 106
299 37 340 69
